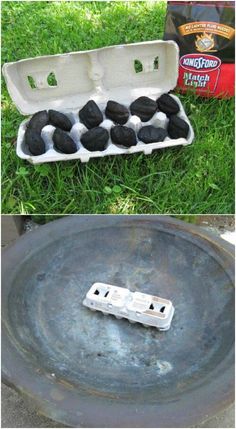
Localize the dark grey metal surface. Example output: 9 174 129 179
2 216 235 427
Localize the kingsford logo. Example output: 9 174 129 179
180 54 221 72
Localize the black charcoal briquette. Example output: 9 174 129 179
79 100 103 129
48 110 73 131
24 128 46 155
80 127 109 151
105 100 129 125
138 126 167 143
130 96 157 122
156 93 180 116
110 125 137 148
27 110 49 133
167 115 189 139
53 128 77 154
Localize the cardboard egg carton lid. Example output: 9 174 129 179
83 282 175 331
2 40 179 115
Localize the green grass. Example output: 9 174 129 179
1 1 234 214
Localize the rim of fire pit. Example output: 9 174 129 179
2 216 235 428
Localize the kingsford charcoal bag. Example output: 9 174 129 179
164 1 235 98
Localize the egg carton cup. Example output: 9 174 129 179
3 40 194 164
83 283 175 331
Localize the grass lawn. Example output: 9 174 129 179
1 1 234 214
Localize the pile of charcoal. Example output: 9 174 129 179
24 94 190 156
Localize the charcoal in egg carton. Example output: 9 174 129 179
17 94 193 163
3 40 194 164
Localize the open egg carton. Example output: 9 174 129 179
3 40 194 164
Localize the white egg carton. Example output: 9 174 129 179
3 40 194 164
83 283 175 331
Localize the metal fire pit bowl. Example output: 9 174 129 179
2 216 235 427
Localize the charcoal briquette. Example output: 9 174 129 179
79 100 103 129
48 110 73 131
130 96 157 122
138 126 167 143
80 127 109 151
53 128 77 154
27 110 49 132
105 100 129 125
156 93 180 116
167 115 189 139
24 128 46 155
110 125 137 148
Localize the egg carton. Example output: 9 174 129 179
3 40 194 164
83 283 175 331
